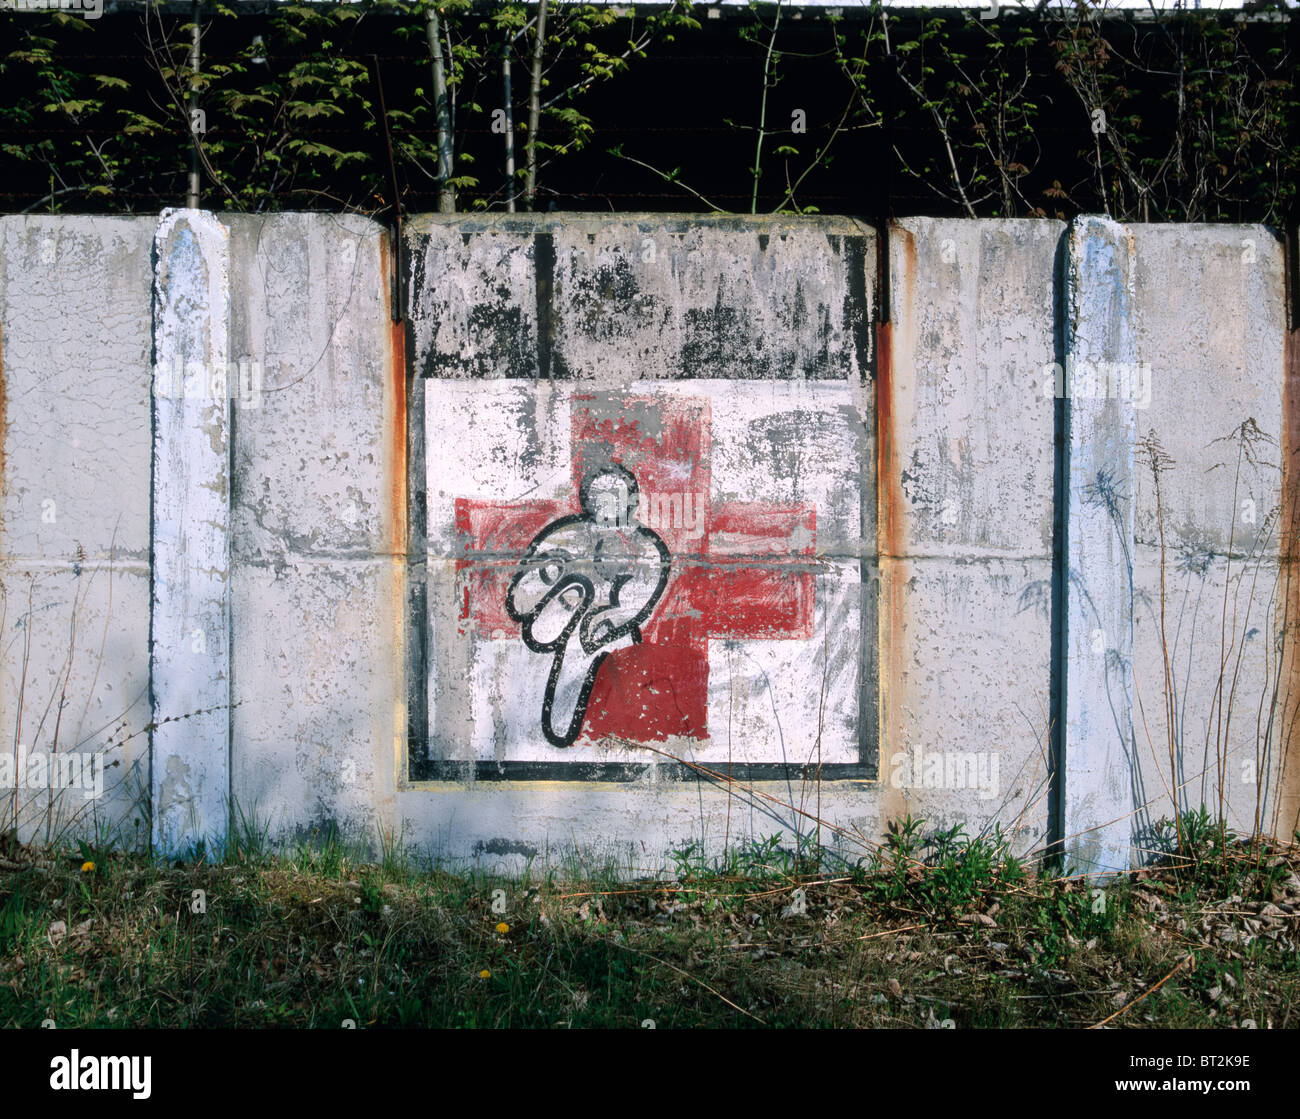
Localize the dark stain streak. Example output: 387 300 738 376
683 292 752 378
844 235 872 382
533 232 556 380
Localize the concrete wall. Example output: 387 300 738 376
0 210 1295 874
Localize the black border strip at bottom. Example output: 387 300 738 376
412 759 877 783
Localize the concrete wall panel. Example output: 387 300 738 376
883 219 1061 863
1129 225 1295 845
225 213 400 844
0 215 154 845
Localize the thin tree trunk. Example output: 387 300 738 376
525 0 548 211
426 7 455 213
502 32 516 212
751 0 782 215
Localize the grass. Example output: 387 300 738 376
1 815 1297 1029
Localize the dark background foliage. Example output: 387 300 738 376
1 2 1297 223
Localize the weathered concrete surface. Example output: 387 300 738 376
398 214 1061 869
1062 216 1138 875
402 215 882 865
1 210 1295 874
151 210 232 855
882 218 1061 857
407 218 538 380
1127 225 1297 848
224 213 399 845
548 219 872 380
408 214 873 382
0 216 155 843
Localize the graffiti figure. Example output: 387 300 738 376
507 465 671 747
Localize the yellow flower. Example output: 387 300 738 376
80 861 95 873
495 922 509 934
479 969 491 979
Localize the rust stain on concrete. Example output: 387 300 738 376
876 319 900 560
874 223 912 822
381 233 409 557
877 222 915 564
1279 326 1300 837
381 230 409 804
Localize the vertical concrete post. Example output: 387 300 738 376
1061 216 1137 875
151 210 231 856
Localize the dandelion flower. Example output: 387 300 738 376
479 969 491 979
80 861 95 874
495 922 509 934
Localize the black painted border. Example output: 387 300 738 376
415 760 877 783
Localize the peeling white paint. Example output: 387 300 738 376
151 209 231 856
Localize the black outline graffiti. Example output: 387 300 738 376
506 465 671 747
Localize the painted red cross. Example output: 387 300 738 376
455 393 816 744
